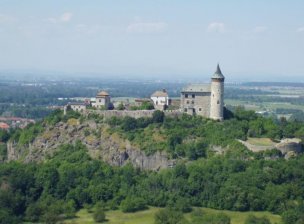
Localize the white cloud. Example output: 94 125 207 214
297 27 304 33
48 12 73 24
253 26 268 33
207 22 225 33
127 22 167 34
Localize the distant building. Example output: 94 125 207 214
180 64 225 121
67 102 87 113
0 122 10 130
151 89 169 110
95 91 111 109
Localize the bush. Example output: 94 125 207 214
120 197 147 213
154 207 186 224
93 208 106 223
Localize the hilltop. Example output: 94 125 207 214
0 108 304 223
3 108 303 169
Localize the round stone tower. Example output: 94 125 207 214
210 64 225 121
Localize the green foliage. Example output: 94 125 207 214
154 207 186 224
117 103 125 110
282 202 304 224
244 215 271 224
1 107 304 222
0 209 20 224
120 196 147 213
0 144 7 161
130 101 154 110
93 208 106 223
152 110 165 123
0 130 10 142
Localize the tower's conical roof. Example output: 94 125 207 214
212 64 225 79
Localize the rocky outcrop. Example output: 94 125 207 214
6 120 174 170
239 138 303 158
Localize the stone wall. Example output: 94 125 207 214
84 109 182 119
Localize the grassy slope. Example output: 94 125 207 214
64 207 282 224
247 137 276 147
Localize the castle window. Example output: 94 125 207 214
186 100 190 104
217 100 219 104
185 94 188 98
199 108 202 111
191 100 195 104
184 108 187 112
192 94 195 98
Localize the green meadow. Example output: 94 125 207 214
64 207 282 224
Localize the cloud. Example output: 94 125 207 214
207 22 225 33
48 12 73 24
297 27 304 33
253 26 268 33
127 22 167 34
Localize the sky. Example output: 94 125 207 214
0 0 304 81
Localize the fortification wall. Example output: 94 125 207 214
84 109 182 119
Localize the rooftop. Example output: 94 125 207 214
0 122 10 129
182 84 211 93
151 89 169 97
212 64 225 79
68 102 86 106
97 91 110 97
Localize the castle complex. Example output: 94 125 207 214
180 64 225 121
66 64 225 121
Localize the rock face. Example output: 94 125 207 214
6 120 174 170
239 138 303 158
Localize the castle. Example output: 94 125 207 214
65 64 225 121
180 64 225 121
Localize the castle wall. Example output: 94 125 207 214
210 79 224 121
84 109 182 119
180 92 211 117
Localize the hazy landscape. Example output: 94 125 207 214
1 1 304 224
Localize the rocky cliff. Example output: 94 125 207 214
6 119 174 170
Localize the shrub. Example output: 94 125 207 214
93 208 106 223
154 207 186 224
120 197 147 213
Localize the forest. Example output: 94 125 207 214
0 109 304 223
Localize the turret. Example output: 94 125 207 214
210 64 225 121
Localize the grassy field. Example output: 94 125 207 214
247 137 276 146
225 99 304 112
64 207 282 224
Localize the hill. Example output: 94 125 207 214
0 108 304 223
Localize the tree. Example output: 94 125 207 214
117 103 125 110
122 117 137 131
152 110 165 123
93 208 106 223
